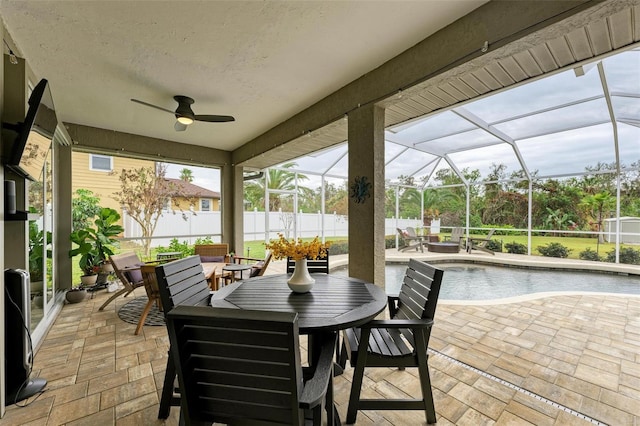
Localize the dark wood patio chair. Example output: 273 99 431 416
287 250 330 274
166 305 336 426
154 255 213 419
339 258 444 424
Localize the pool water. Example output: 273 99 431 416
336 263 640 300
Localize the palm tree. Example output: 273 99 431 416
179 168 194 182
244 162 308 211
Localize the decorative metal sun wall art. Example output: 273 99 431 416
349 175 371 204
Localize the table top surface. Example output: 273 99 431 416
211 274 387 333
427 241 460 246
201 262 231 278
222 263 254 271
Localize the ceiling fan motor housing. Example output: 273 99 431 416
174 95 195 121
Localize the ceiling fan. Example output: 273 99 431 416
131 95 235 131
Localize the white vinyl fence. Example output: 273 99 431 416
122 208 422 247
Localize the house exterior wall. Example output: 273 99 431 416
170 196 220 212
71 152 154 212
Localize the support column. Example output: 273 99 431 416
55 143 72 290
221 163 244 256
348 104 385 287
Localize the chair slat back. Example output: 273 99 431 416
251 251 273 277
480 229 496 245
154 255 211 316
395 259 443 346
286 250 330 274
109 252 144 290
450 227 464 243
166 306 304 426
194 243 230 262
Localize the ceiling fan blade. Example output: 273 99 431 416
131 98 175 115
194 114 235 123
174 121 188 132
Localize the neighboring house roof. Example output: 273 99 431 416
164 178 220 199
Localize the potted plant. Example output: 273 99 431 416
28 222 52 294
69 207 124 286
65 285 88 303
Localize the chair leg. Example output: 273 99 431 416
338 340 348 370
134 298 155 335
98 287 127 310
415 332 437 424
158 352 176 419
346 330 370 424
346 354 366 424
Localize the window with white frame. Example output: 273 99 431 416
200 198 211 211
90 154 113 171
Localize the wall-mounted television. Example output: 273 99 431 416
4 78 58 181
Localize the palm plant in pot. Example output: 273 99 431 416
69 207 124 287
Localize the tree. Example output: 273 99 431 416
72 189 102 232
111 164 196 256
243 162 308 211
179 167 194 182
580 191 616 253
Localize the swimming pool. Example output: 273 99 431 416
336 263 640 300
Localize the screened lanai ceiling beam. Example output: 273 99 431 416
384 143 411 166
488 94 605 126
444 154 468 186
406 157 440 181
618 118 640 128
452 107 531 180
323 147 348 177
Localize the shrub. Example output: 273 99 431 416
579 248 602 262
605 247 640 265
505 241 527 254
385 236 396 249
485 239 502 252
537 242 571 258
157 238 192 258
329 240 349 255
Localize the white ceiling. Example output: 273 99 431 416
0 0 486 152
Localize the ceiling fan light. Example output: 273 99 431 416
177 116 194 125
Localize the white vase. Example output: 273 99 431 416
287 258 315 293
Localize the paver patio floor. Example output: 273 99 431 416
2 253 639 425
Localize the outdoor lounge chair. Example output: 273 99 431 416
154 255 214 419
166 305 336 426
397 227 424 252
339 259 443 424
466 229 496 255
232 250 273 277
193 243 230 263
444 227 465 247
194 243 232 287
100 252 148 311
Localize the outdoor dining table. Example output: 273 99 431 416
211 273 387 425
201 262 233 290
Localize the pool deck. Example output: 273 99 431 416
3 249 639 425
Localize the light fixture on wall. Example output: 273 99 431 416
3 39 19 65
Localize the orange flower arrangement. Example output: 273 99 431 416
265 233 330 261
